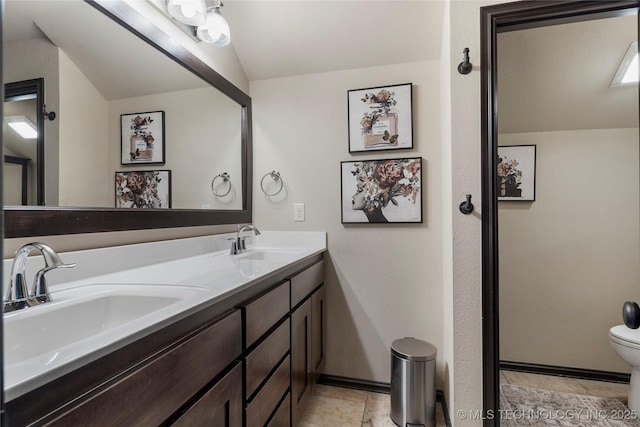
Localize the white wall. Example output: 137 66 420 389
448 1 517 424
499 128 639 373
58 50 110 207
4 38 60 206
251 61 444 385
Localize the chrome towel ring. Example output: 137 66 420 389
211 172 232 197
260 171 284 196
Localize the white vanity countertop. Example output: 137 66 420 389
3 230 327 401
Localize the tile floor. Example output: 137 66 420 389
298 384 447 427
299 373 629 426
500 370 630 403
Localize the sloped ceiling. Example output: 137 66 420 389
498 14 638 134
221 0 445 81
3 1 637 134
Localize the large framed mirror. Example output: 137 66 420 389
3 0 252 238
481 1 639 424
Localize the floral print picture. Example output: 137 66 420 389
115 170 171 208
347 83 413 152
341 157 422 223
497 145 536 201
120 111 165 164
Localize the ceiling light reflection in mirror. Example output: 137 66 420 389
3 0 243 210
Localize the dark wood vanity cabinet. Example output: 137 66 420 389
241 259 325 427
6 255 325 427
45 309 243 427
290 260 325 423
240 281 292 426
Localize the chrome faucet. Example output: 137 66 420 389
229 224 261 255
4 242 76 312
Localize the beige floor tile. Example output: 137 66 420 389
312 384 368 402
363 392 390 422
299 395 366 427
500 371 509 384
300 385 447 427
572 377 630 401
501 370 587 394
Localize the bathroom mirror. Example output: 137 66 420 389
481 1 639 423
3 0 252 237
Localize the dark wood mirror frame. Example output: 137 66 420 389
480 1 639 424
3 0 253 238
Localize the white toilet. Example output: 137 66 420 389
609 325 640 410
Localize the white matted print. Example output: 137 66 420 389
121 111 165 164
348 83 413 152
341 157 422 223
497 145 536 201
115 170 171 208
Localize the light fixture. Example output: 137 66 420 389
5 116 37 139
196 4 231 46
611 41 638 88
167 0 207 26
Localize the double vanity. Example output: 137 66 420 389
3 230 327 426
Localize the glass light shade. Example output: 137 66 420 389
167 0 207 26
196 9 231 46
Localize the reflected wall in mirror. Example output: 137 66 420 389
3 0 252 237
498 14 638 373
3 79 44 206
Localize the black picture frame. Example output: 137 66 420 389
115 170 171 209
120 110 166 165
497 145 536 201
347 83 413 153
341 157 422 223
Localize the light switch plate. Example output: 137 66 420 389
294 203 305 222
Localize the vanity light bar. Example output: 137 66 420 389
5 116 37 139
611 41 638 88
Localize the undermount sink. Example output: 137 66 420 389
4 283 207 367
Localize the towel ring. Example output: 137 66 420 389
260 170 284 196
211 172 232 197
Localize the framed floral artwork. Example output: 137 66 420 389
347 83 413 153
497 145 536 201
121 111 165 164
341 157 422 224
115 170 171 208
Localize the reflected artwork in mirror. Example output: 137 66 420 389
2 0 252 238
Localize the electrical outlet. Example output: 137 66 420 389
294 203 305 222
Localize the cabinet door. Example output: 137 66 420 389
172 362 242 427
291 298 312 423
311 285 325 383
46 310 242 427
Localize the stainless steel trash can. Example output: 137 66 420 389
390 338 437 427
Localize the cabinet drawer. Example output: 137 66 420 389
172 362 242 427
246 355 290 427
246 319 290 399
291 260 324 308
267 392 291 427
243 281 290 348
47 310 242 427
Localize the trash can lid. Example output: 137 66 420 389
391 338 437 362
